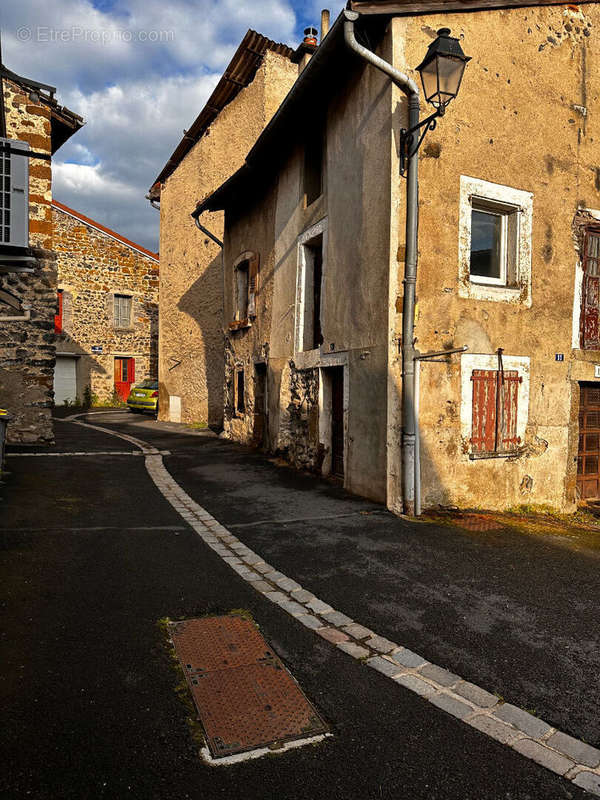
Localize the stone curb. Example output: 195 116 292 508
64 415 600 799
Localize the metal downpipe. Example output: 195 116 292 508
344 9 420 514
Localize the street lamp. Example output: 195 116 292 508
344 12 470 515
416 28 471 114
399 28 470 174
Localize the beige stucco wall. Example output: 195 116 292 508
388 3 600 511
52 207 159 403
222 32 396 502
157 51 297 427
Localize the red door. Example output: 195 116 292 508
114 357 135 402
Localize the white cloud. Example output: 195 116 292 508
1 0 300 250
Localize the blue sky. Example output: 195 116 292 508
1 0 344 250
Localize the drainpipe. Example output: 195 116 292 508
344 9 420 514
191 207 224 249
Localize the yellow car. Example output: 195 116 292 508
127 379 159 415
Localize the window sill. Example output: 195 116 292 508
229 319 251 331
459 280 530 308
469 450 519 460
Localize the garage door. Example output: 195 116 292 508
54 356 77 406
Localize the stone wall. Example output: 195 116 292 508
3 78 53 249
1 79 56 442
52 206 159 402
0 249 57 442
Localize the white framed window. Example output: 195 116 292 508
458 177 533 306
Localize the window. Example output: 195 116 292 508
458 177 533 306
0 137 29 248
470 369 522 456
114 294 132 328
231 251 259 329
470 198 519 286
54 290 63 334
235 261 249 321
298 232 324 351
236 369 245 414
580 228 600 350
303 124 325 207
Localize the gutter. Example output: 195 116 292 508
344 8 420 515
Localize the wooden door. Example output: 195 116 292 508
114 357 135 402
577 383 600 499
331 367 344 478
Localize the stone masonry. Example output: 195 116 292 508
1 78 60 442
52 202 159 403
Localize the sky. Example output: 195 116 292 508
1 0 344 251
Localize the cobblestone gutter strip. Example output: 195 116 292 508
63 415 600 796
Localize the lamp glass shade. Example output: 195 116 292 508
416 29 470 110
435 54 466 106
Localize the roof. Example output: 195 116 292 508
52 200 159 261
148 29 294 197
0 64 84 153
349 0 596 14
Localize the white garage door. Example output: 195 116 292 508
54 356 78 406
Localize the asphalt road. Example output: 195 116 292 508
1 410 594 799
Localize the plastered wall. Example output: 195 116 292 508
388 4 600 511
157 51 297 427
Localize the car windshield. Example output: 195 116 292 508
136 380 158 389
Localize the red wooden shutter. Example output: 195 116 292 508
581 230 600 349
499 370 521 451
248 252 260 318
128 358 135 384
471 370 497 453
54 290 63 334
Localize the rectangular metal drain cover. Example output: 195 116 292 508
169 615 328 758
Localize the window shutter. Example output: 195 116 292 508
499 370 521 451
128 357 135 384
581 230 600 349
248 252 260 318
471 370 497 453
1 137 30 248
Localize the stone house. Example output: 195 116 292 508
51 200 159 406
193 0 600 513
148 30 297 426
0 65 83 442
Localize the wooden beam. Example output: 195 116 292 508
350 0 595 14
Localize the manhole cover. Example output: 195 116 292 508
170 616 328 758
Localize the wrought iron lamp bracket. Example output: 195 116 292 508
400 108 443 176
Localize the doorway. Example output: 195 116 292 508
114 357 135 402
330 367 344 478
253 363 267 448
577 382 600 500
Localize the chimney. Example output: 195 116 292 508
320 10 330 42
291 25 319 74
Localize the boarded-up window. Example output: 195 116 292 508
580 229 600 350
114 294 132 328
471 369 521 454
232 252 259 326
